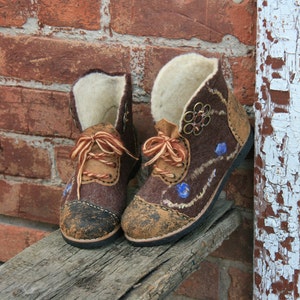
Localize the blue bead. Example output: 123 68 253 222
215 142 227 156
176 182 191 199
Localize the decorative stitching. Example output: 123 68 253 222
66 200 120 221
122 102 129 133
135 196 192 221
162 169 216 209
227 92 250 146
207 87 228 106
207 87 250 147
190 143 239 181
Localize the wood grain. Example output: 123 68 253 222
0 198 241 300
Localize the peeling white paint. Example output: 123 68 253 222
255 1 300 299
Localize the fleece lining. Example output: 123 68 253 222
151 53 218 130
72 72 126 131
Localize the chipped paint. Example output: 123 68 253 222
255 1 300 299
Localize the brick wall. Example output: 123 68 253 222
0 1 256 299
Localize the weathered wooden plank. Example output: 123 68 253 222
123 207 241 300
0 197 241 300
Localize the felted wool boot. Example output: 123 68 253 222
121 53 253 246
60 70 139 248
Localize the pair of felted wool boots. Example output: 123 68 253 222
60 53 253 248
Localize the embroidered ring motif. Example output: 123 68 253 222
183 102 211 136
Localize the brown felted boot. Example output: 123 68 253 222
121 53 253 246
60 70 139 248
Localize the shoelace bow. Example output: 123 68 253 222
71 131 137 199
143 131 187 178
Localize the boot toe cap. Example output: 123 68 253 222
60 201 120 246
121 196 191 244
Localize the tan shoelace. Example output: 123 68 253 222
71 131 137 199
143 131 187 178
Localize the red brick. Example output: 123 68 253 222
0 86 79 138
0 180 20 216
0 86 27 133
0 135 51 179
110 0 256 45
228 267 253 300
211 216 253 265
0 34 130 85
55 145 76 183
0 223 49 262
0 180 62 224
18 183 62 224
229 54 256 105
224 165 254 210
0 0 34 28
222 0 256 46
23 88 77 138
175 261 219 300
37 0 100 30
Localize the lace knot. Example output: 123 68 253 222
143 131 187 178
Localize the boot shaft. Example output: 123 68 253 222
150 53 250 148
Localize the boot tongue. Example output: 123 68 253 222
82 123 119 137
155 119 180 139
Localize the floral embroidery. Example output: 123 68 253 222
63 182 72 197
183 102 211 135
176 182 191 199
215 142 227 156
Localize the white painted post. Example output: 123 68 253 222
255 1 300 299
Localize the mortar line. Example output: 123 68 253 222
0 18 254 57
